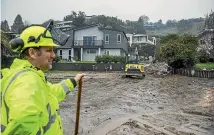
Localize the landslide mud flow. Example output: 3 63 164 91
46 71 214 135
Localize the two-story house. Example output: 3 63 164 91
126 33 156 60
198 29 214 59
57 24 129 61
126 33 156 47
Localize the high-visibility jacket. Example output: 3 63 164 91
1 58 76 135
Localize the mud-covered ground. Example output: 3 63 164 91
46 71 214 135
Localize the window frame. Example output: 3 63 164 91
117 34 121 44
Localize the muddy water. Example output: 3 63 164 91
46 72 214 135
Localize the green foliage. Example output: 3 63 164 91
197 49 210 63
119 56 126 64
102 55 112 63
195 63 214 69
95 56 102 63
53 55 61 62
95 55 126 63
158 34 199 68
112 56 120 63
205 10 214 29
11 14 25 34
72 56 78 61
1 20 10 32
63 11 86 27
1 31 13 56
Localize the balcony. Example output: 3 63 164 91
73 40 104 48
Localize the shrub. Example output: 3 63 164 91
72 56 78 61
95 55 102 63
197 49 210 63
112 56 120 63
102 55 112 63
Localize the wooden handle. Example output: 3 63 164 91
74 78 82 135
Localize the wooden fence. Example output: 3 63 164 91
172 68 214 78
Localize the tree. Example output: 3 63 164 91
205 10 214 29
63 11 86 27
158 34 199 68
139 15 149 24
136 17 146 34
11 14 25 34
166 19 177 27
1 20 10 32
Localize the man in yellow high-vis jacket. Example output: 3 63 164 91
1 24 85 135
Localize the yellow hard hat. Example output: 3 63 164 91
9 25 59 52
20 26 59 50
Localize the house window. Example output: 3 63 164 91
105 34 109 44
105 50 110 55
83 36 97 46
137 37 141 41
117 34 121 44
68 50 71 60
59 50 62 59
86 49 97 54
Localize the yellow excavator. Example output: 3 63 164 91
122 54 145 79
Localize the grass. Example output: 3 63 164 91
195 63 214 69
58 60 96 63
75 61 96 63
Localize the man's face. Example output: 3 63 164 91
34 46 56 70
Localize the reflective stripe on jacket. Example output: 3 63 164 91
1 58 76 135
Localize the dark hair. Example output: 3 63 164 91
20 47 41 59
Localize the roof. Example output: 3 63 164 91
73 24 99 31
73 24 129 41
56 21 73 25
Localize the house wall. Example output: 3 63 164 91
132 36 147 43
57 49 72 60
82 49 122 61
102 29 128 53
101 49 121 56
82 49 98 61
75 27 103 40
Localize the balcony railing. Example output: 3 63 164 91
74 40 103 47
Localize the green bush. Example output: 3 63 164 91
112 56 120 63
72 56 78 61
120 56 126 64
102 55 112 63
95 55 102 63
95 55 126 63
197 49 210 63
54 55 61 62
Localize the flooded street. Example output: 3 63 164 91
46 71 214 135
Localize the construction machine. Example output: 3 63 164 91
122 53 145 79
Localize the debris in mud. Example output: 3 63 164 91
145 62 170 77
45 72 214 135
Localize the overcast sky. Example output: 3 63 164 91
1 0 214 26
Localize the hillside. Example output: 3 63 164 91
146 21 205 37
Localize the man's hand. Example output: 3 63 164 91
74 73 85 83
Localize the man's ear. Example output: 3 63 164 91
28 48 37 59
